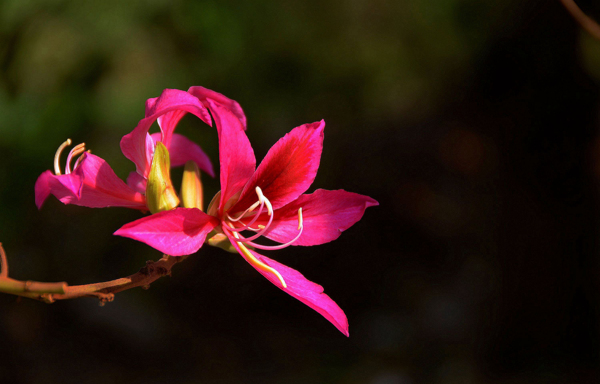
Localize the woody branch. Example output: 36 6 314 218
0 243 187 304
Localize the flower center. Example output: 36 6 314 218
54 139 89 175
225 186 304 251
218 187 304 289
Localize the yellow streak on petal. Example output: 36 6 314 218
227 223 287 288
237 241 287 289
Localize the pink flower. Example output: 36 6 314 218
115 100 378 336
35 87 244 211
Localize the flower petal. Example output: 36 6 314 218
34 170 83 209
126 171 147 194
225 230 349 336
261 189 378 246
121 89 212 177
207 99 255 214
188 86 247 130
150 132 214 177
114 208 219 256
233 120 324 213
73 153 147 209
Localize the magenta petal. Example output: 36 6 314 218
188 86 247 130
151 132 214 177
72 153 147 209
226 233 349 336
126 171 147 194
114 208 219 256
261 189 378 246
233 120 325 212
207 99 255 213
34 170 83 209
121 89 212 177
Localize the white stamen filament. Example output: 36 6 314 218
65 143 86 174
239 208 303 251
227 199 265 233
222 186 305 287
227 199 261 222
72 150 91 171
54 139 72 175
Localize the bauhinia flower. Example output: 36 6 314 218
35 86 243 212
114 100 378 336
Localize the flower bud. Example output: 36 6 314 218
181 161 203 210
146 142 180 214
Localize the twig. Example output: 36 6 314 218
0 242 7 278
0 244 188 304
560 0 600 41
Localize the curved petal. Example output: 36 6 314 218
114 208 219 256
150 132 214 177
34 170 83 209
225 230 349 336
232 120 324 213
121 89 212 177
126 171 147 194
260 189 379 246
73 153 147 209
207 99 255 214
188 86 247 130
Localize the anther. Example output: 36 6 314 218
54 139 72 175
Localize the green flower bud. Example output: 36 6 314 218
146 142 180 214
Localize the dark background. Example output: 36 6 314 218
1 0 600 383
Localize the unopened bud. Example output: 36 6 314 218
146 142 180 214
181 161 203 210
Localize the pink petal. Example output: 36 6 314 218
225 232 349 336
261 189 379 246
126 171 147 194
114 208 219 256
121 89 212 177
233 121 324 213
207 99 255 214
73 153 147 209
188 86 247 130
150 132 214 177
34 170 83 209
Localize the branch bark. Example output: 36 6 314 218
561 0 600 41
0 244 187 304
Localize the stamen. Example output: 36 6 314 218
53 139 72 175
232 190 275 242
242 208 304 251
225 224 287 288
255 186 273 216
65 143 86 174
72 150 91 171
227 200 265 232
227 200 262 222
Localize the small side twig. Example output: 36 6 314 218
560 0 600 41
0 243 188 304
0 242 8 278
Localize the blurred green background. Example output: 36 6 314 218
2 0 600 383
